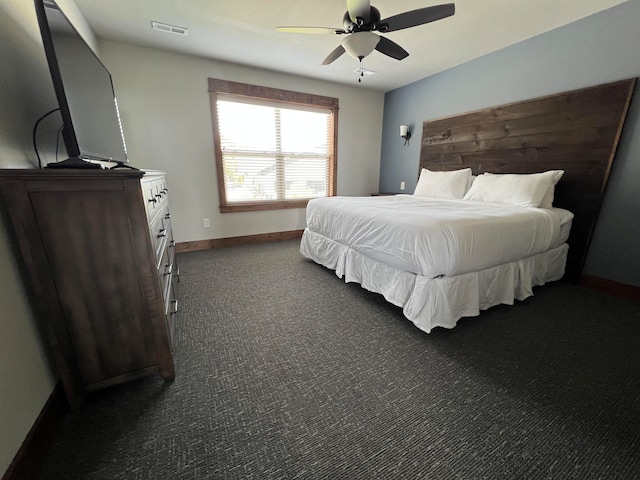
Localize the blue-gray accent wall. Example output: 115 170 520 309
379 0 640 287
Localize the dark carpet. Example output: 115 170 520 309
38 239 640 479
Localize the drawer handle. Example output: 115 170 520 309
157 229 167 238
148 197 157 204
170 300 178 315
165 213 171 219
155 194 162 199
164 264 173 276
169 240 176 248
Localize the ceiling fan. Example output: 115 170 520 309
276 0 455 70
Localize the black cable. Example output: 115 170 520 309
32 108 60 168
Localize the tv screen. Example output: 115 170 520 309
34 0 129 166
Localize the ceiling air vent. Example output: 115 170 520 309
151 21 189 36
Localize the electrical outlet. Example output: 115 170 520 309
400 181 405 190
203 218 210 228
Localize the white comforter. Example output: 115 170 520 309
305 195 573 278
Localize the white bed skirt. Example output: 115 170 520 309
300 228 569 333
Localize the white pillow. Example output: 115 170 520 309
413 168 472 199
467 175 476 194
463 170 564 208
539 170 564 208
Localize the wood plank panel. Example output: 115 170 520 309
420 78 636 282
423 148 613 170
423 79 632 132
424 126 619 155
423 109 622 147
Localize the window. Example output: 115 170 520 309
208 79 338 213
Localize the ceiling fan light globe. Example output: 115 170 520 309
341 31 380 60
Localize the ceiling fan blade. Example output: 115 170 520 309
378 3 455 33
375 36 409 60
347 0 371 24
322 45 346 65
276 26 346 34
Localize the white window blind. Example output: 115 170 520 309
216 97 332 203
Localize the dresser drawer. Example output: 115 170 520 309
150 207 173 264
158 245 172 280
164 272 179 346
142 177 169 220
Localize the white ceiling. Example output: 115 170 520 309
72 0 627 92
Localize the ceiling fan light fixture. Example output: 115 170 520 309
341 31 380 60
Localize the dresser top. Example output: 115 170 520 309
0 168 167 181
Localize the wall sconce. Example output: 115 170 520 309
400 124 411 145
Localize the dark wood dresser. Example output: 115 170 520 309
0 169 178 408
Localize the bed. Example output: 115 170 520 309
300 78 636 333
301 172 573 332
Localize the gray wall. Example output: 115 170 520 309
98 41 384 244
0 0 62 474
379 0 640 287
1 0 98 472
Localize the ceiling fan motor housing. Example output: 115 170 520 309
343 6 382 32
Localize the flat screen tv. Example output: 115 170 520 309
34 0 130 169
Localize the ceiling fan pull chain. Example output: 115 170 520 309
358 58 364 83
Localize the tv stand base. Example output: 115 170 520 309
45 157 101 169
110 161 139 171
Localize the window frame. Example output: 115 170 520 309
208 78 339 213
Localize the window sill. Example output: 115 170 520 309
220 199 312 213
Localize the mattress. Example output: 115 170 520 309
305 195 573 278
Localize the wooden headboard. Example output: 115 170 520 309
420 78 636 283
